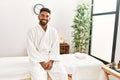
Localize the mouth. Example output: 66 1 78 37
40 19 48 25
41 20 47 23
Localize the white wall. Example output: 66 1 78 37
0 0 90 57
0 0 35 57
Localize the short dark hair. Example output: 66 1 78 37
40 7 51 14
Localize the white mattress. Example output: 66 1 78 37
0 54 105 80
0 56 31 80
59 53 105 80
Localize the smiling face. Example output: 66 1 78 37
38 11 51 27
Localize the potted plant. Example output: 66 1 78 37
71 3 91 53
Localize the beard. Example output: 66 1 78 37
40 19 48 26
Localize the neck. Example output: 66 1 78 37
42 26 47 31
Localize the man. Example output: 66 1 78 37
27 7 68 80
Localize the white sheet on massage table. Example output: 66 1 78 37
0 54 105 80
59 54 105 80
0 57 31 79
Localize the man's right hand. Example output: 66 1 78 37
40 62 48 70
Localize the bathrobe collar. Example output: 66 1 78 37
37 24 49 33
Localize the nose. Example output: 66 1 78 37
42 16 46 19
41 16 47 20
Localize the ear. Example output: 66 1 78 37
38 15 40 20
49 16 51 20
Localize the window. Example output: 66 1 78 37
89 0 120 63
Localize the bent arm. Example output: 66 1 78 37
49 30 60 61
27 32 45 63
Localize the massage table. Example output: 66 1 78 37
0 53 105 80
59 53 105 80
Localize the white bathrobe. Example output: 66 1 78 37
27 24 68 80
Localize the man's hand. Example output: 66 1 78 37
40 62 48 70
46 60 54 70
40 60 54 70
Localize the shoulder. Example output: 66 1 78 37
27 27 38 35
49 26 58 33
49 26 59 39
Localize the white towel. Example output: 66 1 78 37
74 52 86 60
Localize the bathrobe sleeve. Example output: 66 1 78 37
49 29 60 61
27 31 46 63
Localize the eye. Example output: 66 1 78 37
46 15 49 18
41 14 45 17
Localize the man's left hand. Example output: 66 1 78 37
46 60 54 70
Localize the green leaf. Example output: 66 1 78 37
71 3 92 53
